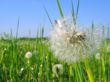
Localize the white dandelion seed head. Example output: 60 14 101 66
50 16 104 64
107 45 110 52
95 52 101 60
25 51 32 59
52 64 63 76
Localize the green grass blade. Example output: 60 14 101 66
84 60 94 82
107 25 109 39
76 0 80 20
44 6 53 26
56 0 64 17
71 0 80 25
71 0 75 23
16 17 20 39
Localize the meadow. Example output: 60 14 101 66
0 30 110 82
0 0 110 82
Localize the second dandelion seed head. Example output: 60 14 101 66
25 51 32 59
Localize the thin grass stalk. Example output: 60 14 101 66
76 63 85 82
16 17 20 39
71 0 80 26
74 64 83 82
69 65 73 82
101 57 107 82
84 59 94 82
75 0 80 21
71 0 76 25
101 36 107 82
56 0 64 17
107 25 109 40
44 6 53 26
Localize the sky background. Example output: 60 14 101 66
0 0 110 37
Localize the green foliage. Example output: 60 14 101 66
56 0 64 18
0 37 110 82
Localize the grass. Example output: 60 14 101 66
0 0 110 82
0 37 110 82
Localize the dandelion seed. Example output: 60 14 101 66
25 51 32 59
95 53 101 60
52 64 63 77
50 17 104 64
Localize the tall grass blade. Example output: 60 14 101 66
44 6 53 26
71 0 80 25
76 0 80 20
56 0 64 17
107 25 109 39
16 17 20 39
71 0 75 23
101 57 107 82
84 60 94 82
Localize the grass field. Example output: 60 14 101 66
0 37 110 82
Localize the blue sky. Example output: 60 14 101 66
0 0 110 37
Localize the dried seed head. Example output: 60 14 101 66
50 17 104 64
107 45 110 52
52 64 63 77
95 52 101 60
25 51 32 59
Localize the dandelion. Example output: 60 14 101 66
107 45 110 52
25 51 32 59
50 17 104 64
52 64 63 77
95 53 101 60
